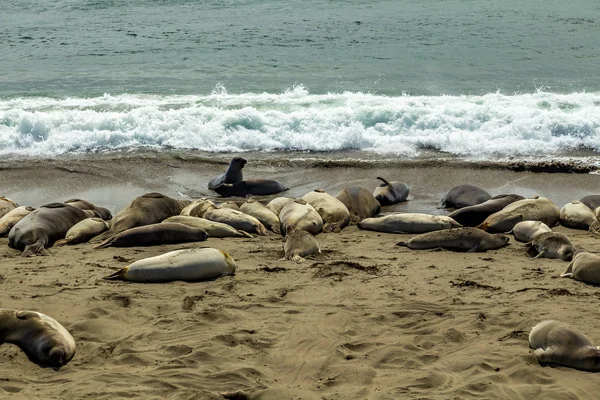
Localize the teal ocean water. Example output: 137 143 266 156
1 0 599 163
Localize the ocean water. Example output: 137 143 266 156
1 0 599 165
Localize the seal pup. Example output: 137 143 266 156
448 194 525 227
0 196 18 219
279 199 323 236
529 320 600 371
560 200 600 232
64 198 112 220
163 216 253 238
510 221 552 243
477 196 560 233
0 309 76 368
525 231 575 261
336 187 380 224
439 184 490 209
240 199 281 233
54 218 110 246
396 227 509 252
561 251 600 284
94 222 208 249
372 177 409 206
302 189 350 233
103 247 236 283
580 195 600 211
282 228 321 262
359 213 461 234
266 197 295 216
208 157 246 190
213 179 288 197
8 203 99 256
0 206 35 237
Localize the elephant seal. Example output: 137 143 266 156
448 194 525 227
359 213 461 234
580 195 600 211
561 251 600 284
95 192 190 241
208 157 246 190
64 198 112 220
0 196 18 219
203 204 268 235
510 221 552 243
477 196 560 233
560 200 600 232
180 199 215 217
213 179 288 197
396 227 509 252
218 201 240 210
529 320 600 371
279 199 323 236
0 206 35 237
266 197 295 216
103 247 236 283
0 309 76 368
302 189 350 233
8 203 99 256
372 177 409 206
336 187 380 224
54 218 110 246
163 216 253 238
439 184 490 209
525 231 575 261
282 229 321 262
240 199 280 233
94 222 208 249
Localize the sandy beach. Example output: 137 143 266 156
2 153 600 399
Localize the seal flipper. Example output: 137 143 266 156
589 220 600 234
103 267 128 280
94 237 116 249
236 230 254 238
21 242 49 257
560 261 574 278
525 242 538 257
396 241 409 247
376 177 391 186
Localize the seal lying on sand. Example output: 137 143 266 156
163 216 253 238
439 184 490 209
477 196 560 233
396 227 509 252
302 189 350 233
510 221 552 243
560 200 600 232
283 228 321 262
0 196 18 219
240 199 281 233
372 177 409 206
448 194 525 227
213 179 288 197
64 198 112 220
279 199 323 236
55 218 110 246
208 157 246 190
358 213 460 234
0 206 35 237
103 247 236 283
0 309 76 368
561 251 600 284
529 320 600 371
336 187 380 224
94 223 208 249
525 231 575 261
266 197 295 216
580 195 600 211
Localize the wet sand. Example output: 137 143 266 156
2 152 600 399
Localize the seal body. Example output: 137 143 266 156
163 216 253 238
580 195 600 211
358 213 461 234
203 205 268 235
103 247 236 283
218 201 240 210
8 203 98 256
208 157 246 190
440 184 490 209
477 197 560 233
213 179 288 197
560 200 600 232
302 189 350 233
0 309 76 368
448 194 525 227
279 199 323 236
561 251 600 284
94 222 208 248
55 217 110 246
336 187 380 224
511 221 552 243
0 197 18 219
529 320 600 372
283 230 321 262
396 227 509 252
180 199 216 218
0 206 35 237
240 199 281 233
372 177 409 206
266 197 295 216
64 198 112 220
525 231 575 261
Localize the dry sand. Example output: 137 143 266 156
2 153 600 399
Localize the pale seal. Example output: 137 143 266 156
580 195 600 211
0 309 76 368
336 187 380 224
208 157 247 190
180 199 216 217
529 320 600 371
54 218 110 246
240 199 281 233
561 251 600 284
372 177 409 206
103 247 236 283
439 184 490 209
510 221 552 243
560 200 600 232
8 203 99 256
0 196 18 219
448 194 525 227
396 227 509 252
477 196 560 233
525 231 575 261
0 206 35 237
64 198 112 220
94 222 208 249
302 189 350 233
358 213 461 234
282 229 321 262
203 204 268 235
218 201 240 210
266 197 295 216
279 199 323 236
163 216 253 238
213 179 288 197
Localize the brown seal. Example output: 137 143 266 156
439 184 491 209
336 187 380 224
396 227 509 252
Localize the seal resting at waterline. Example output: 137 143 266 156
529 320 600 371
525 231 575 261
0 309 76 368
0 206 35 237
8 203 100 256
372 177 409 206
477 196 560 233
213 179 288 197
448 194 525 227
439 184 491 209
560 200 600 232
396 227 509 252
510 220 552 243
103 247 236 283
94 222 208 249
561 251 600 285
208 157 246 190
358 213 460 234
302 189 350 233
336 187 380 224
